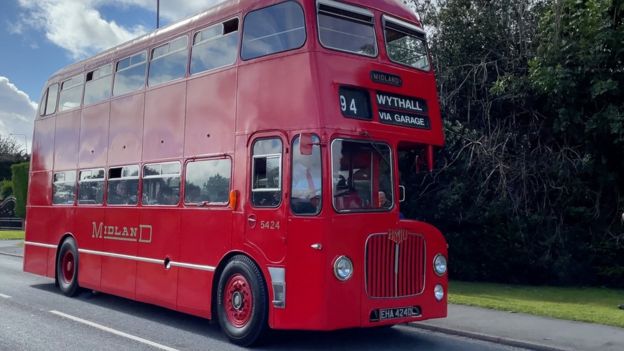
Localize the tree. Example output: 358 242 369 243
0 136 28 181
11 162 28 219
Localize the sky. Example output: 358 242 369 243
0 0 224 152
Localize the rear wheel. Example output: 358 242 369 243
56 238 80 297
217 255 268 346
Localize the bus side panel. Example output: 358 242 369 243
100 207 138 300
75 207 104 290
236 53 319 134
79 103 110 169
136 208 180 310
177 209 232 317
185 68 237 157
108 93 144 166
44 207 76 278
142 83 186 162
24 206 51 276
31 118 55 172
28 172 52 206
53 111 81 171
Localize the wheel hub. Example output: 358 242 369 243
223 274 253 328
61 251 75 283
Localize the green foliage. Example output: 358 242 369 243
0 180 12 200
404 0 624 286
10 162 29 219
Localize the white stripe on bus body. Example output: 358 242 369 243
24 241 57 249
24 241 215 272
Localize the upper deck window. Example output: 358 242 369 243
241 1 306 60
114 51 147 96
191 18 239 74
148 36 188 86
317 0 377 57
383 16 430 71
84 64 113 105
59 74 84 111
39 83 59 116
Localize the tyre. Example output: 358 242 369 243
217 255 268 346
56 238 80 297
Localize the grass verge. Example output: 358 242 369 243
0 230 25 240
449 281 624 328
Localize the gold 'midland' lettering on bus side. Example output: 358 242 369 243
91 222 142 242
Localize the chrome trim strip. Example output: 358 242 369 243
79 249 162 265
317 0 374 17
383 15 426 35
24 241 57 249
78 248 216 272
169 261 215 272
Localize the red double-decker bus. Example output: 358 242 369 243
25 0 447 345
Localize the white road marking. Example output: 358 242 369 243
0 293 11 299
49 310 179 351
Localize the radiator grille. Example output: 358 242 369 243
366 233 425 298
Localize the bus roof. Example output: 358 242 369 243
49 0 420 81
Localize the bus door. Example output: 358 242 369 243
245 135 287 263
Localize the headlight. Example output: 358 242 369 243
333 255 353 281
434 254 447 276
434 284 445 301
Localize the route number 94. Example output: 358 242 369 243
338 86 371 120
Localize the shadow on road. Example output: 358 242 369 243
30 283 436 350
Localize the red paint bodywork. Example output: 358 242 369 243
25 0 447 331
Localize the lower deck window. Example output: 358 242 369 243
251 138 282 207
107 165 139 206
185 159 232 205
78 169 105 205
143 162 181 206
53 171 77 205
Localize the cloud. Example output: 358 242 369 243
16 0 225 59
0 77 38 152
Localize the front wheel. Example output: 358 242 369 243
56 238 80 297
217 255 268 346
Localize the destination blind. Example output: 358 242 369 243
376 92 430 129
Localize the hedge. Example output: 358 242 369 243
11 162 28 219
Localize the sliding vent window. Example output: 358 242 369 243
251 138 282 207
149 36 188 86
241 1 306 60
317 0 377 57
53 171 76 205
113 51 147 96
78 169 105 205
191 19 239 74
59 74 84 111
384 16 430 71
84 64 113 105
143 162 181 206
107 165 139 206
185 159 232 205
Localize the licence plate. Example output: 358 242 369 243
378 306 421 321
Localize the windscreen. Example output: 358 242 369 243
332 139 393 212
